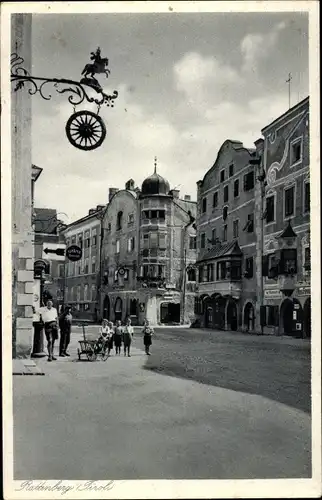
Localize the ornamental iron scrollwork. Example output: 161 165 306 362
11 48 119 150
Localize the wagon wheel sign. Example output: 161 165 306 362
65 111 106 151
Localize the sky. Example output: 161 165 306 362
30 10 309 224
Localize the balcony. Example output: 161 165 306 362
141 249 167 259
141 218 166 227
198 280 242 299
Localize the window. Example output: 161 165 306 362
159 233 166 249
229 164 234 177
290 137 302 165
84 258 89 274
91 256 96 273
71 236 76 245
284 186 295 217
280 249 297 275
211 228 216 243
187 268 196 282
128 237 135 252
158 210 166 221
202 197 207 213
158 265 165 278
213 192 218 208
234 179 239 198
233 220 239 239
224 185 229 203
91 285 96 301
150 233 158 248
201 233 206 249
217 261 226 280
304 181 310 213
107 222 111 232
85 230 90 248
267 305 279 326
244 213 254 233
243 171 255 191
128 213 134 225
245 257 254 278
189 236 197 249
130 299 137 316
304 246 310 271
266 195 275 223
78 234 83 248
116 211 123 230
116 240 120 254
76 286 81 302
223 206 228 220
59 264 64 277
223 224 227 242
84 285 89 301
207 264 214 282
230 261 242 280
92 229 97 246
220 170 225 182
143 234 149 249
114 269 119 282
124 269 129 281
64 287 68 301
76 262 81 275
198 266 204 282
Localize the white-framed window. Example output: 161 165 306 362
84 284 89 301
128 237 135 252
77 233 83 249
77 286 81 302
116 239 120 254
290 136 303 166
85 230 90 248
284 184 296 219
84 258 89 274
265 192 276 224
304 179 310 213
92 228 97 246
91 285 96 301
91 255 96 273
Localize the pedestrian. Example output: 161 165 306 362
114 320 123 355
96 319 110 354
40 299 59 362
59 306 73 357
123 317 134 357
142 319 154 355
107 321 115 356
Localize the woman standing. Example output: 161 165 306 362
114 320 123 355
123 318 134 357
59 306 73 357
107 321 115 356
142 319 154 355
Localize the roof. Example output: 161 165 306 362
33 208 58 234
141 167 170 196
197 240 243 263
262 96 309 133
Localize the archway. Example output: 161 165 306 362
280 299 294 335
114 297 123 321
244 302 255 332
226 299 238 331
303 297 311 338
213 296 226 330
160 302 180 324
103 295 110 320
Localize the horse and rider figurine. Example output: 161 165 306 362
80 47 110 90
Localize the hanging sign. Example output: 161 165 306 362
66 245 82 262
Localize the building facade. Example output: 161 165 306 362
256 97 310 338
100 169 197 326
194 140 258 332
11 14 37 357
61 206 105 321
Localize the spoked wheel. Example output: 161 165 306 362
65 110 106 151
86 349 97 362
100 349 109 361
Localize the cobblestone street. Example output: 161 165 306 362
13 326 311 480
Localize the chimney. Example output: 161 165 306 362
109 188 119 202
184 195 191 201
88 209 96 215
125 179 135 191
171 189 180 199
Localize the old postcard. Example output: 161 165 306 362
1 1 321 498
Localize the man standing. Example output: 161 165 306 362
59 306 73 357
123 318 134 357
40 300 59 362
114 320 123 356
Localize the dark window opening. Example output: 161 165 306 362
304 182 310 213
223 206 228 220
202 198 207 213
187 268 196 282
201 233 206 249
220 170 225 182
291 140 302 164
243 171 255 191
213 192 218 208
117 211 123 230
233 220 239 239
245 257 254 278
189 236 197 250
229 164 234 177
224 185 229 203
234 179 239 198
266 195 275 223
223 224 227 242
284 186 295 217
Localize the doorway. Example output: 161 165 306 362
160 302 180 324
227 299 238 331
244 302 255 332
114 297 123 322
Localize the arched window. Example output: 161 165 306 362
117 211 123 230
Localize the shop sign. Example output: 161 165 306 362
264 288 282 299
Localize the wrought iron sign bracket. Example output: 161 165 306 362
11 48 119 151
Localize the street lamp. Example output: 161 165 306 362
11 47 119 151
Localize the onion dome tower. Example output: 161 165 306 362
141 157 170 196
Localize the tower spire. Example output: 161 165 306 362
154 156 157 174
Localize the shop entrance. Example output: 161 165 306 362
160 302 180 324
226 299 238 331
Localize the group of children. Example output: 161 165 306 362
96 317 154 357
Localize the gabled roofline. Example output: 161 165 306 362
262 96 309 133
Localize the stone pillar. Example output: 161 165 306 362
11 14 34 358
